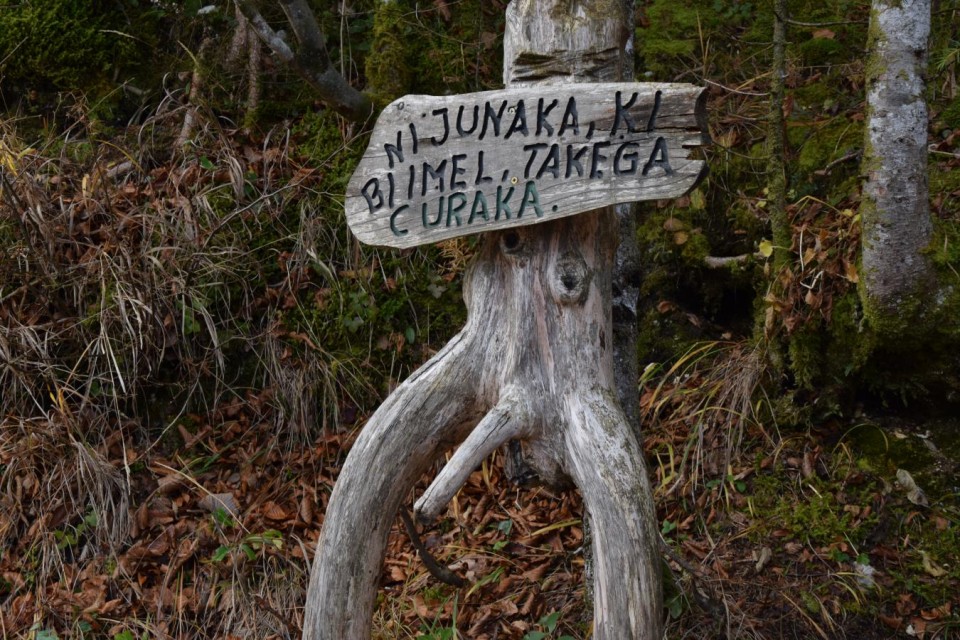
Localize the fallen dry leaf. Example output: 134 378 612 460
199 492 239 516
262 501 288 520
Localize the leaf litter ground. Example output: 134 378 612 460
3 368 959 639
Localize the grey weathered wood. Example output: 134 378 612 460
234 0 373 122
346 84 707 248
304 1 669 638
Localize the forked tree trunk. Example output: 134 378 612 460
303 1 662 638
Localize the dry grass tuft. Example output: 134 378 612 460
0 106 376 637
1 414 129 592
642 340 772 500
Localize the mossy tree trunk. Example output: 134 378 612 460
302 0 663 638
769 0 790 273
860 0 935 334
764 0 792 369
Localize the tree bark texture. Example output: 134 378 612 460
303 1 662 638
769 0 790 272
860 0 934 319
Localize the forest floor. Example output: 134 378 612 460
2 365 959 639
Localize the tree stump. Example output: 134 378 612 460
303 1 663 638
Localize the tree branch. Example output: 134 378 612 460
233 0 374 123
704 252 764 269
415 387 534 523
278 0 327 60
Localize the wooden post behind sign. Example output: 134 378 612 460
304 1 686 637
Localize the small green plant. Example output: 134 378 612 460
416 627 456 640
522 610 576 640
465 566 505 598
211 506 236 529
491 518 514 550
210 529 283 563
665 592 687 620
53 508 98 550
416 594 460 639
705 474 747 493
29 625 59 640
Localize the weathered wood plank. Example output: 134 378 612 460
346 83 708 248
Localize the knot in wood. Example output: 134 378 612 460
551 251 591 304
499 229 528 257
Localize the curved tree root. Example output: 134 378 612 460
398 509 467 588
563 392 662 638
303 336 483 639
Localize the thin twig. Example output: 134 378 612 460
785 18 866 27
702 78 768 97
704 252 764 268
930 148 960 159
816 149 861 174
399 508 467 588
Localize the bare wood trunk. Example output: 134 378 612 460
303 1 662 637
234 0 373 123
861 0 934 322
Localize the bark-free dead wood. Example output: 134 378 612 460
304 1 704 637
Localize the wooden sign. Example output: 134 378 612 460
345 83 708 248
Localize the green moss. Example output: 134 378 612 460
784 291 867 392
365 1 414 105
934 96 959 135
797 37 845 67
930 162 960 219
365 0 503 97
787 328 823 389
859 272 930 344
826 292 867 371
638 2 755 79
850 263 960 403
795 116 862 180
848 423 935 476
294 109 368 194
930 218 960 270
749 468 875 549
0 0 159 92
